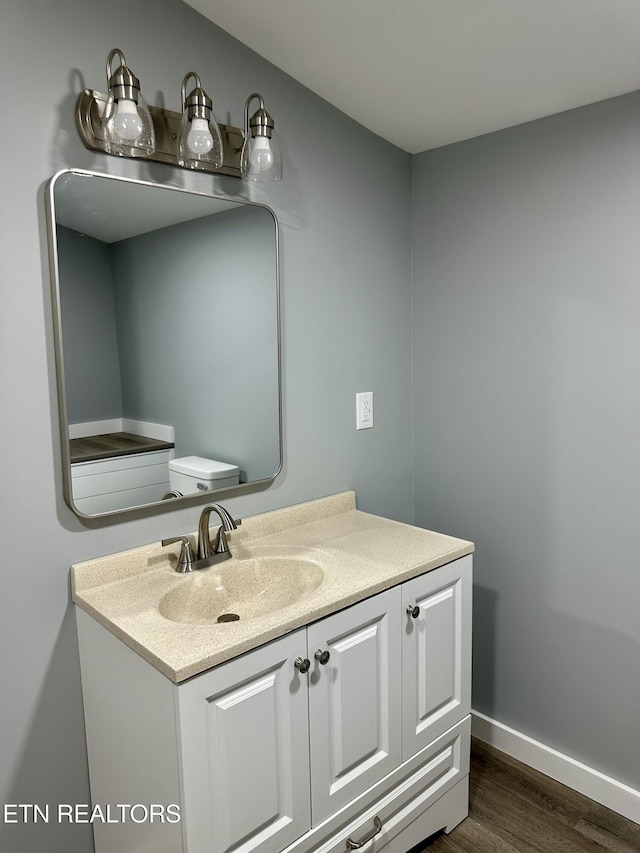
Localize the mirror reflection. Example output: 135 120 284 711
48 170 281 518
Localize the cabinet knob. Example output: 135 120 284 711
294 657 311 674
406 604 420 619
314 649 330 665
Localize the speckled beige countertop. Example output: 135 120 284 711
71 492 474 682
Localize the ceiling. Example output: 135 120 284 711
54 173 240 243
184 0 640 153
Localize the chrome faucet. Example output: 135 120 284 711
197 503 241 560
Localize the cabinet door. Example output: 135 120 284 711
307 587 402 826
176 629 311 853
402 555 472 760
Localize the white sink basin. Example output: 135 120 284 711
158 556 325 624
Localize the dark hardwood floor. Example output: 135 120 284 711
420 738 640 852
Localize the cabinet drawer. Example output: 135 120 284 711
71 448 173 476
71 450 172 496
73 483 171 514
283 716 470 853
71 449 172 511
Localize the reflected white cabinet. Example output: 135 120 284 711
71 449 173 514
76 555 472 853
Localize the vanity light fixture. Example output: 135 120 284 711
178 72 223 170
75 48 282 181
101 49 155 157
241 94 283 182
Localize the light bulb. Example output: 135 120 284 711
186 118 214 155
249 137 274 174
112 99 144 141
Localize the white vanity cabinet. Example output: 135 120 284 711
401 556 472 759
76 554 472 853
177 629 312 853
307 587 402 825
175 587 403 853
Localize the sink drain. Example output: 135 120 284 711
217 613 240 623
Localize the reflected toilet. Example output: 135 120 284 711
168 455 240 495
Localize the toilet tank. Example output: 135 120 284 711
168 456 240 495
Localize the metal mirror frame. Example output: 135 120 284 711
45 168 283 521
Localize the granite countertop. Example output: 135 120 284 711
71 492 474 683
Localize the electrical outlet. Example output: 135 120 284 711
356 391 373 430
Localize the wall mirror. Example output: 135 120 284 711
46 169 281 519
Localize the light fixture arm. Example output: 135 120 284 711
105 48 140 104
106 48 125 80
244 93 275 140
181 71 212 122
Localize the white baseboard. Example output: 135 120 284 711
69 419 174 442
121 418 174 442
471 710 640 825
69 418 123 439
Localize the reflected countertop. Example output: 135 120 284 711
70 431 175 463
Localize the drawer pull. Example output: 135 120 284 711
406 604 420 619
314 648 330 665
346 816 383 850
294 657 311 673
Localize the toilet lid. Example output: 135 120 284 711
168 455 239 480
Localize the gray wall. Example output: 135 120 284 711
0 1 412 850
412 92 640 790
57 226 123 423
113 205 279 480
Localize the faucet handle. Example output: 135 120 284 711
161 535 196 573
